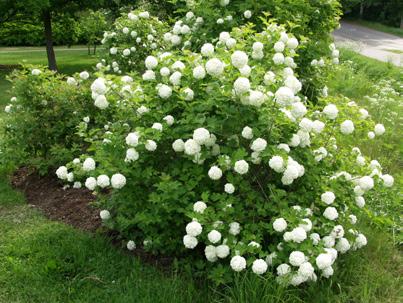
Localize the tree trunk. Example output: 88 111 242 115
93 44 97 55
43 10 57 71
359 2 364 19
400 15 403 29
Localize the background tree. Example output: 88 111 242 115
0 0 135 71
78 10 109 55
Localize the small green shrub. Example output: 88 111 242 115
0 67 95 174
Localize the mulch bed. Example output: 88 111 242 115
11 167 173 267
12 167 101 231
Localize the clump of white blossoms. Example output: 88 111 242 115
55 18 394 286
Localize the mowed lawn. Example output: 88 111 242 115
0 47 402 303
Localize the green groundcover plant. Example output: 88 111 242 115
20 18 393 285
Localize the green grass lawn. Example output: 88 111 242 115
0 46 402 303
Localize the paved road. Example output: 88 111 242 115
333 21 403 66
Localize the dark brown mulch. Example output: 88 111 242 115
10 167 174 267
11 167 101 231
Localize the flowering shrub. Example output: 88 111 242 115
1 67 95 173
99 10 169 74
54 21 394 285
165 0 342 100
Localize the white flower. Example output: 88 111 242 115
359 108 369 119
336 238 350 253
125 148 139 162
205 58 224 76
100 210 110 220
285 75 302 94
183 88 194 101
340 120 354 134
158 84 172 99
269 156 285 173
94 95 109 109
252 259 268 275
291 102 307 118
56 166 68 180
291 227 307 243
349 214 357 224
310 233 321 245
207 230 221 243
358 176 374 191
234 160 249 175
233 77 251 96
230 256 246 272
216 245 230 258
243 10 252 19
145 56 158 69
172 139 185 152
193 201 207 213
275 86 294 106
31 69 41 75
322 266 334 278
241 126 253 139
277 263 291 276
79 71 89 80
205 245 217 262
126 132 139 147
273 218 287 232
368 131 375 139
323 104 338 119
169 71 182 85
145 140 157 151
83 158 96 171
139 11 150 18
122 49 130 56
97 175 110 188
289 251 306 266
273 53 285 65
67 77 77 87
160 67 170 77
299 218 312 232
111 173 126 189
323 207 338 220
73 182 81 189
137 106 149 115
152 123 163 131
316 253 332 270
229 222 240 235
287 37 299 49
251 138 267 152
127 240 136 251
208 166 223 180
355 196 365 208
201 43 215 56
109 47 117 55
184 139 201 155
231 51 248 69
193 128 210 144
354 233 367 249
193 66 206 79
374 124 385 136
322 236 336 248
321 191 335 205
298 262 314 278
381 174 394 187
274 41 285 52
277 143 290 153
85 177 97 190
224 183 235 194
312 120 325 133
186 221 202 236
143 70 156 81
161 116 174 127
183 235 198 249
